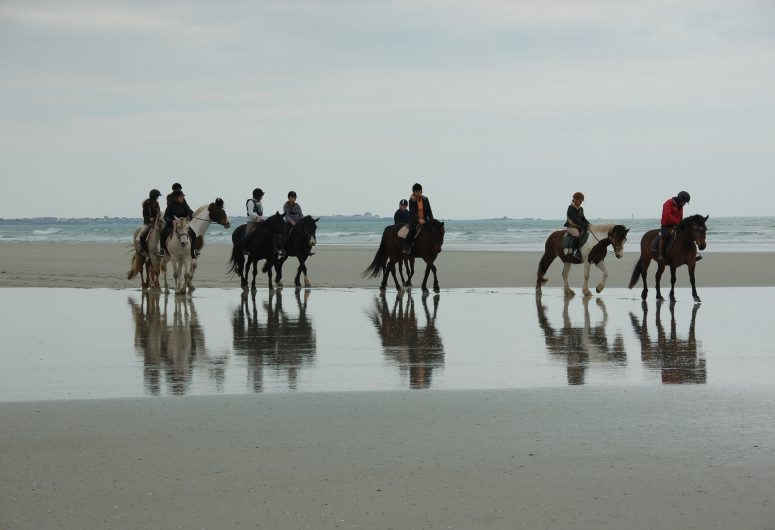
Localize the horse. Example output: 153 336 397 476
362 219 445 293
127 216 165 290
628 214 708 302
274 215 319 288
228 212 289 291
536 224 630 298
159 199 231 290
164 216 194 294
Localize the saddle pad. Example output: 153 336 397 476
397 225 409 239
562 231 589 249
650 233 675 252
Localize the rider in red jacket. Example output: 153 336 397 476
659 191 693 262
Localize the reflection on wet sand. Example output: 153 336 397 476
232 289 316 392
536 296 626 385
368 292 444 389
629 301 706 384
128 292 225 395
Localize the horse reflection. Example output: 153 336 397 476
128 292 212 395
536 296 626 385
231 289 316 392
629 301 706 384
368 292 444 389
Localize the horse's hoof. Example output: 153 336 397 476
304 280 311 288
275 281 283 288
433 286 440 293
596 285 604 294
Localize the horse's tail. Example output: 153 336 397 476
227 242 243 276
362 232 388 279
628 257 643 289
127 253 142 280
536 253 552 289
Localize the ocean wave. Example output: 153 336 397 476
32 228 63 235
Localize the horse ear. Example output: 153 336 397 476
704 215 709 222
314 217 320 223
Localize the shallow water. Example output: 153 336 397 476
1 287 772 400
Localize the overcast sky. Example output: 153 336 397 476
1 0 773 220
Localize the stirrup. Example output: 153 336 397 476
403 246 412 255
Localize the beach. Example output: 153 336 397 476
0 242 773 288
2 243 775 528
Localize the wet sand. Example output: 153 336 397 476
1 287 775 527
0 242 774 288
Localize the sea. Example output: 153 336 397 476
1 216 774 252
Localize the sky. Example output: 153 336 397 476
1 0 774 220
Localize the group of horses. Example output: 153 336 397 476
127 199 709 302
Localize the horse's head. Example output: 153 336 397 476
208 198 231 229
265 212 289 258
680 214 709 251
173 216 190 248
430 219 445 254
609 225 630 259
300 215 319 248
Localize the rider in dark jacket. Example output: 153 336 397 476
139 189 162 253
159 190 194 257
404 183 434 255
394 199 410 224
564 192 589 261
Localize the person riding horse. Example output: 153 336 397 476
139 189 161 253
159 190 194 258
394 198 410 224
404 183 434 255
564 192 590 262
283 191 303 231
244 187 265 251
659 191 701 262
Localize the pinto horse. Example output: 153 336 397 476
363 219 445 293
228 212 289 291
274 215 319 288
628 214 708 302
536 224 630 298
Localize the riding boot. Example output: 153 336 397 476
657 239 665 262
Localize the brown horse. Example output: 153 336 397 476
362 219 445 293
536 224 630 297
628 214 708 302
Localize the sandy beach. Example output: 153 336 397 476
2 244 775 528
0 242 773 288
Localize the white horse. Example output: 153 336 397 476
163 217 194 294
128 216 165 290
159 199 230 292
536 223 630 298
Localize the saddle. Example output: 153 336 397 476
562 230 589 250
650 231 677 253
397 223 421 241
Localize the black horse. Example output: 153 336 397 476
274 215 320 288
363 219 445 293
629 214 708 302
228 212 289 291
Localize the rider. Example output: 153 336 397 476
659 190 699 262
394 198 410 224
403 183 434 255
564 192 590 262
139 189 162 253
159 190 194 258
283 191 303 231
244 188 265 254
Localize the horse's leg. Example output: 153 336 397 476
388 259 402 292
301 260 310 288
639 254 650 300
251 259 258 291
582 260 593 297
294 258 303 287
430 262 440 293
536 249 557 295
654 263 665 301
275 256 288 287
185 258 195 293
266 259 274 291
688 262 701 303
669 265 678 302
594 260 609 294
562 262 574 297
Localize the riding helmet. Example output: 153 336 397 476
399 199 408 206
253 188 264 200
172 182 182 191
677 191 690 203
149 189 161 199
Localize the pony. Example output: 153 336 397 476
274 215 319 288
536 224 630 298
628 214 708 302
158 199 231 291
163 216 194 294
362 219 445 293
228 212 289 291
127 216 165 290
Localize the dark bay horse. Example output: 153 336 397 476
536 224 630 298
274 215 319 288
629 214 708 302
228 213 289 291
362 219 445 293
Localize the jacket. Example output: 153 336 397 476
408 195 433 225
283 201 303 224
246 198 264 223
394 208 410 224
142 198 161 225
564 204 589 230
661 198 683 226
164 201 194 223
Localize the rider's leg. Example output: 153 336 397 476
658 226 669 262
139 224 150 252
404 223 416 255
159 224 171 256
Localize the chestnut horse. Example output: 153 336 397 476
628 214 708 302
362 219 445 293
536 224 630 297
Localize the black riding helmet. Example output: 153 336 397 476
149 189 161 199
677 191 690 203
172 183 182 191
253 188 264 200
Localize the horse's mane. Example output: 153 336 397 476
588 223 615 235
677 214 706 231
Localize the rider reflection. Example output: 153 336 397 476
629 300 706 384
128 292 211 395
535 296 626 385
368 292 444 389
231 289 316 392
